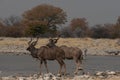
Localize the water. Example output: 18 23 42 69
0 54 120 76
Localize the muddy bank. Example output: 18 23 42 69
0 37 120 55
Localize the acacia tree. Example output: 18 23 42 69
116 16 120 25
2 15 21 26
91 24 112 38
22 4 67 36
0 21 4 36
111 16 120 38
1 16 24 37
69 18 89 37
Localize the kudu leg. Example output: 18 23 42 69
62 60 66 75
39 60 43 75
74 59 82 74
74 59 79 74
74 58 83 74
43 60 49 73
57 59 62 74
60 59 66 75
57 59 66 75
78 59 83 70
78 55 83 70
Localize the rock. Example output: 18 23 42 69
1 71 120 80
106 71 116 75
43 73 60 80
32 73 41 79
95 71 108 79
17 77 26 80
95 71 103 76
73 74 91 80
1 76 16 80
27 73 61 80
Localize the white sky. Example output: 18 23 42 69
0 0 120 26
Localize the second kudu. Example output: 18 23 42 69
47 37 83 74
26 37 66 75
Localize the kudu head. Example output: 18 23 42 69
48 35 60 44
26 37 39 51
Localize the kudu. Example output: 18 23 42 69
26 37 66 75
48 37 83 74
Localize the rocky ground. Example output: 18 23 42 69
0 71 120 80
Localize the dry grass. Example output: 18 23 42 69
0 37 118 46
0 37 120 55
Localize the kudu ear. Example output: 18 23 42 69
48 37 53 42
56 34 61 40
52 35 60 44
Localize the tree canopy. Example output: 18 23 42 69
22 4 67 36
69 18 89 37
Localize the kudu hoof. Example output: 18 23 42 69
78 67 83 70
57 73 61 77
